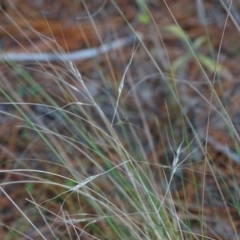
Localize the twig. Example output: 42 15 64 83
0 33 142 62
207 135 240 164
198 130 240 164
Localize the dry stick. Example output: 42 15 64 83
198 130 240 165
0 34 140 62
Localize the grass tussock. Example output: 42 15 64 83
0 0 240 239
